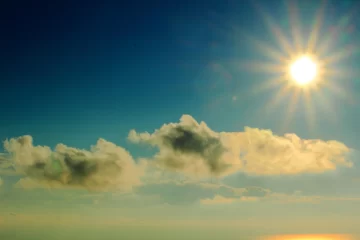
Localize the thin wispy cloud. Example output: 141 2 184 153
200 191 360 206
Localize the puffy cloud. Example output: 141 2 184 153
3 135 145 191
225 127 352 175
0 153 14 169
128 115 242 177
1 115 352 192
129 115 351 177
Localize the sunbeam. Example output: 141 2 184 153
243 0 358 132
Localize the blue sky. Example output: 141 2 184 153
1 0 360 239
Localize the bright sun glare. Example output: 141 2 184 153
240 0 357 132
290 56 317 85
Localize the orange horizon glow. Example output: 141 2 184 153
260 234 354 240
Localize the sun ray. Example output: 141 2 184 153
282 87 300 132
286 0 302 52
325 66 358 79
265 17 294 57
306 0 327 53
251 75 287 95
254 2 293 57
303 90 316 132
315 90 338 125
317 2 360 57
240 61 284 73
323 80 355 105
240 0 359 132
247 35 288 63
322 44 360 66
264 83 292 115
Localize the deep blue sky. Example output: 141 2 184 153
1 0 360 149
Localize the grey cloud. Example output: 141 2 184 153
161 125 227 173
242 186 269 198
128 115 242 178
3 135 145 191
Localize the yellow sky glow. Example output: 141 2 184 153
261 234 354 240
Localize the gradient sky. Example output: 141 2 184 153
1 0 360 239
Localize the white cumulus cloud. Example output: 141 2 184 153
129 114 351 177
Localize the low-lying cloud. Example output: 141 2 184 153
129 115 351 177
1 114 352 191
200 195 259 205
200 190 360 206
2 135 145 191
136 179 270 205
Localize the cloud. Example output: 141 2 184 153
128 115 242 177
266 191 321 204
129 115 351 177
200 195 259 205
200 195 237 205
2 135 145 191
199 189 360 206
137 179 269 205
2 213 138 228
226 127 352 175
0 154 14 170
1 115 352 193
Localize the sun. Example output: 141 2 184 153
290 55 317 86
238 0 358 133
